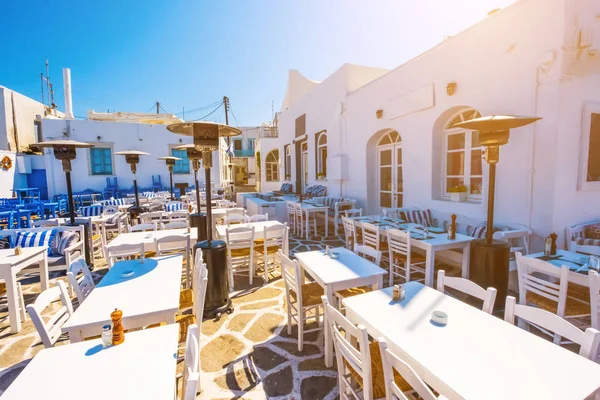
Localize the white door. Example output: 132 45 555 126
377 131 403 211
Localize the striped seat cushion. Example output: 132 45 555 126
280 183 292 193
15 229 57 255
105 198 125 206
576 238 600 246
164 202 184 212
53 231 80 256
312 185 326 197
402 209 432 226
81 205 104 217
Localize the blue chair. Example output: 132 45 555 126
151 175 163 192
0 210 15 230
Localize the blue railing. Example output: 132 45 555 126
233 149 255 157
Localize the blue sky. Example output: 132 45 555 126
1 0 515 126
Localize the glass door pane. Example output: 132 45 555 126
379 148 393 210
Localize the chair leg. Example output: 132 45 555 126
298 307 304 352
286 299 292 335
17 282 26 321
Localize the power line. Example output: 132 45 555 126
173 100 222 116
159 104 170 114
191 103 223 121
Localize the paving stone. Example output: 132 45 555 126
263 366 294 398
232 287 282 305
273 280 286 289
279 322 321 342
214 367 260 392
228 313 255 332
0 337 35 368
301 375 338 400
239 300 279 310
201 334 245 373
298 357 335 371
201 314 229 336
243 313 284 342
272 341 320 357
250 346 288 371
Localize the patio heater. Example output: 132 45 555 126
157 156 182 200
454 115 541 310
167 121 242 319
174 144 207 243
34 140 94 265
114 150 149 219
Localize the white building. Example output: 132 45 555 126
257 0 600 250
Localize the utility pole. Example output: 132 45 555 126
223 96 229 125
156 101 160 114
223 96 233 198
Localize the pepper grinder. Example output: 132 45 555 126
550 232 558 256
111 308 125 345
448 214 457 240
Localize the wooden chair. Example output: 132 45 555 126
342 216 359 250
294 202 317 238
516 252 590 342
225 208 245 217
226 226 255 290
224 214 249 225
0 281 26 323
286 201 297 234
140 211 165 224
344 208 363 218
505 296 600 360
167 211 189 221
378 338 440 400
322 295 410 399
387 229 426 285
104 243 145 269
67 259 95 304
590 270 600 331
163 220 189 230
280 251 323 352
128 222 158 232
254 223 288 284
247 214 269 222
178 323 200 398
155 234 192 287
436 270 497 314
361 222 387 253
26 280 73 348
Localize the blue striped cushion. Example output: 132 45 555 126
15 229 57 255
403 209 432 226
164 202 183 212
312 185 326 197
81 205 104 216
55 231 79 256
106 198 125 206
471 224 487 238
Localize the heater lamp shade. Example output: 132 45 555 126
453 115 541 131
167 121 242 138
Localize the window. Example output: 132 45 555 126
33 121 42 142
284 145 291 180
90 148 113 175
233 139 242 151
317 132 327 178
265 150 279 182
171 148 190 174
579 103 600 190
248 138 255 151
443 109 482 197
295 114 306 137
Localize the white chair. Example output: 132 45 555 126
177 323 200 399
32 219 59 228
378 338 440 400
0 281 26 323
387 229 426 285
322 295 399 400
254 223 288 284
355 244 382 266
226 226 255 290
26 280 73 348
590 270 600 330
167 211 189 221
103 206 128 237
224 214 249 225
140 211 165 224
67 259 95 304
505 296 600 360
225 208 245 217
361 222 386 253
293 202 317 238
247 214 269 222
286 201 297 234
128 222 158 232
281 251 323 351
155 234 192 287
342 216 359 251
436 270 497 314
516 252 590 341
164 220 189 230
344 208 363 218
104 243 145 269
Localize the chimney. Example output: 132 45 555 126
63 68 74 120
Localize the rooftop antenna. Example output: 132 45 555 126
40 60 56 111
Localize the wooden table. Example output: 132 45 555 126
1 324 179 400
62 255 182 342
107 228 195 251
343 283 600 400
295 247 385 368
216 220 283 241
528 249 594 287
301 202 329 239
0 247 48 333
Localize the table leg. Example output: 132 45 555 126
374 274 383 290
325 210 328 238
325 284 334 368
6 270 22 334
167 312 176 324
424 247 435 287
305 211 310 240
461 243 470 279
68 329 83 343
39 252 49 291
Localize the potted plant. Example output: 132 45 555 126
317 172 326 181
285 174 291 181
448 184 468 202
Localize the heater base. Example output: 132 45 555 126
195 239 232 320
470 239 510 311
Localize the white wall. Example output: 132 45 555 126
40 119 222 198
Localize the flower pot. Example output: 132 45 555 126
450 192 467 202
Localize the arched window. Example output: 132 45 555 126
317 132 327 178
284 145 291 180
265 150 279 182
444 109 482 197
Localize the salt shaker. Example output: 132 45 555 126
393 284 405 301
544 236 551 256
325 245 330 256
101 324 112 348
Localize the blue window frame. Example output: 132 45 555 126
90 148 113 175
171 149 190 174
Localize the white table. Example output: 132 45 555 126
62 255 182 342
107 228 195 251
301 202 329 239
343 283 600 400
528 250 592 287
1 324 178 400
295 247 385 368
0 247 48 333
216 220 283 241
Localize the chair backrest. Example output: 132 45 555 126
155 234 190 256
164 220 189 230
574 245 600 257
66 259 95 304
193 263 209 319
80 205 104 217
129 222 158 233
286 201 296 217
168 211 189 221
226 226 255 251
225 208 245 217
354 244 382 266
344 208 363 218
103 205 119 215
322 295 374 400
183 372 199 400
26 280 73 348
260 223 288 254
293 202 303 218
505 296 600 360
378 338 439 400
590 270 600 330
247 214 268 222
341 216 356 250
105 243 145 268
181 323 200 399
280 251 302 301
361 222 381 250
387 228 411 259
164 201 184 212
224 214 248 225
515 252 569 315
32 219 59 228
436 270 497 314
140 211 165 223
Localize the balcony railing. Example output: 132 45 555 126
233 149 255 157
261 127 278 138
